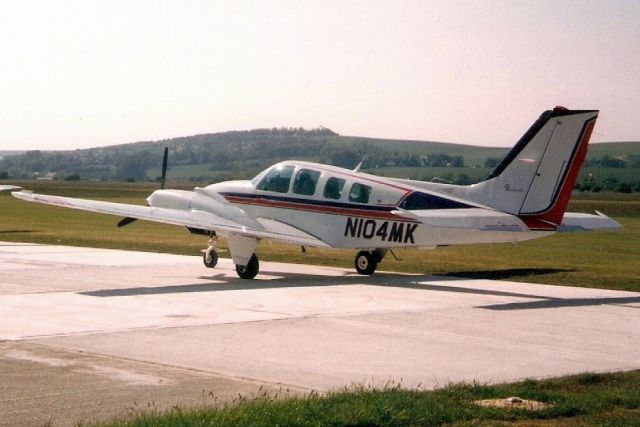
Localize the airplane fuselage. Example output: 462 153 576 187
205 161 552 250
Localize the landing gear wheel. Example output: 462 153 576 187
203 248 218 268
355 251 377 275
236 254 259 279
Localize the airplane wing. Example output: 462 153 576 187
11 191 330 248
0 185 21 192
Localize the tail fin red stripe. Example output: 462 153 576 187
519 118 596 230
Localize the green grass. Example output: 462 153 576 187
581 166 640 184
1 181 639 291
89 370 640 426
146 163 260 183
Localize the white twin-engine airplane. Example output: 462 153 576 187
5 107 620 279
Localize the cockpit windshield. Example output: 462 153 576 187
255 164 295 193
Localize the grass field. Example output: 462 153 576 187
1 180 639 292
88 370 640 426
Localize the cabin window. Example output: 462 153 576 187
323 177 345 200
348 183 371 203
256 164 295 193
293 169 320 196
399 191 471 210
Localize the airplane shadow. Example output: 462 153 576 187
480 296 640 311
442 268 574 281
0 230 39 234
81 272 431 297
78 269 640 311
80 268 568 298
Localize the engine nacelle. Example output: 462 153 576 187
147 189 263 229
146 190 194 210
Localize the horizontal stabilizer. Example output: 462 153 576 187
559 211 621 232
413 208 528 231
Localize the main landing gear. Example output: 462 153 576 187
203 245 260 279
202 232 260 279
235 254 260 280
354 249 387 275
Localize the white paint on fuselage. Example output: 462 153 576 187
203 161 550 250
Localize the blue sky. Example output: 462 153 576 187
1 0 639 150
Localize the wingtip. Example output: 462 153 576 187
594 210 622 228
0 185 22 192
11 190 34 201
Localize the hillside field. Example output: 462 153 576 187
1 128 639 192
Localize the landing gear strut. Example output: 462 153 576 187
354 249 386 275
236 254 259 279
203 232 218 269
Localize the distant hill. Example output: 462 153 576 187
0 150 27 160
0 128 638 192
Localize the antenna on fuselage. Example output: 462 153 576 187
353 156 368 173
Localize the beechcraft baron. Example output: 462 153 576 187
2 107 620 279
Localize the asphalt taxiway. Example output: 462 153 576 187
1 241 639 426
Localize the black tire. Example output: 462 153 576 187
236 254 259 279
203 249 218 268
354 251 377 275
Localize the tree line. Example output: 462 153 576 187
1 129 639 193
0 128 467 182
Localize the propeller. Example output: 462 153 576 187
117 146 169 228
117 216 138 227
160 146 168 189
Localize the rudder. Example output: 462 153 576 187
467 107 598 230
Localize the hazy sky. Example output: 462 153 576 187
1 0 639 150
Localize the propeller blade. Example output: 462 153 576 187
117 217 138 227
160 147 168 189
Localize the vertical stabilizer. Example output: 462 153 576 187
465 107 598 230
